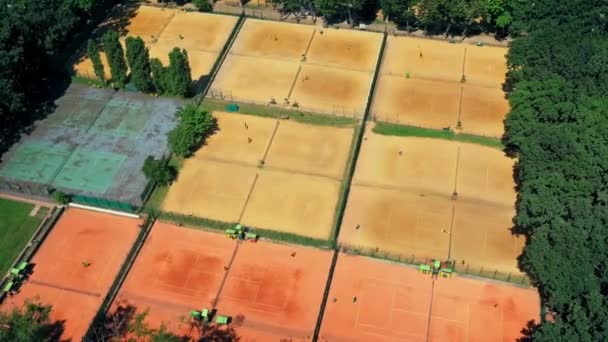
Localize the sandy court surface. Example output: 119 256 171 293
339 185 453 260
459 84 509 137
74 52 111 80
319 253 433 342
211 54 300 104
265 120 354 179
354 127 458 197
429 275 539 342
450 201 523 275
149 43 218 80
240 169 340 239
162 159 258 222
1 208 141 341
381 36 465 82
456 143 516 207
217 241 331 340
371 76 461 129
194 111 276 166
112 222 237 335
230 19 314 60
306 28 382 72
464 45 508 88
289 64 371 117
124 6 176 42
156 12 238 52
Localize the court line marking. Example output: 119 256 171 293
29 279 101 298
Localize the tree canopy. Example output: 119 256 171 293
0 299 64 342
167 104 217 157
504 0 608 339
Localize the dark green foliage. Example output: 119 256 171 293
101 30 127 87
150 58 167 94
142 156 177 185
167 104 217 157
165 48 192 97
380 0 417 28
125 37 154 93
0 299 64 341
51 190 70 204
86 39 105 84
193 0 214 12
504 0 608 340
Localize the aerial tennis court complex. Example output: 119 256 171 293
74 5 238 83
339 125 524 276
0 83 181 207
1 207 141 340
112 221 332 340
318 253 539 342
370 36 509 137
162 111 355 239
210 18 382 117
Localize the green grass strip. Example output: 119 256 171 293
372 122 504 149
0 199 46 276
200 98 356 127
71 75 107 88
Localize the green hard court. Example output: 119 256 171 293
0 142 73 184
51 148 126 193
90 98 147 138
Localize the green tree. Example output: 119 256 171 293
150 58 167 94
380 0 419 29
193 0 214 12
101 30 127 87
0 299 63 341
125 36 154 93
313 0 365 23
142 156 177 185
166 48 192 97
167 105 217 157
86 39 105 84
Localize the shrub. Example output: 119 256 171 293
167 104 217 157
125 37 153 93
51 190 70 204
86 39 105 84
166 48 192 97
142 156 176 185
193 0 214 12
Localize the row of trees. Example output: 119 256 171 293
86 31 193 97
267 0 514 36
504 0 608 340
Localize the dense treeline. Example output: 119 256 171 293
268 0 514 35
505 0 608 340
0 0 113 153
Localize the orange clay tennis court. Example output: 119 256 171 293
319 253 539 342
428 273 539 341
340 130 524 272
211 54 300 104
155 12 238 53
381 36 466 82
122 6 176 43
306 28 383 72
229 19 315 60
353 126 459 197
194 111 277 166
463 45 508 88
216 240 331 340
265 119 354 179
241 169 341 239
162 159 258 222
459 84 510 137
2 207 141 341
370 76 461 129
318 253 433 342
289 64 370 117
111 221 237 335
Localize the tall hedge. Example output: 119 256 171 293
86 39 105 83
101 30 127 87
166 48 192 97
125 36 153 93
